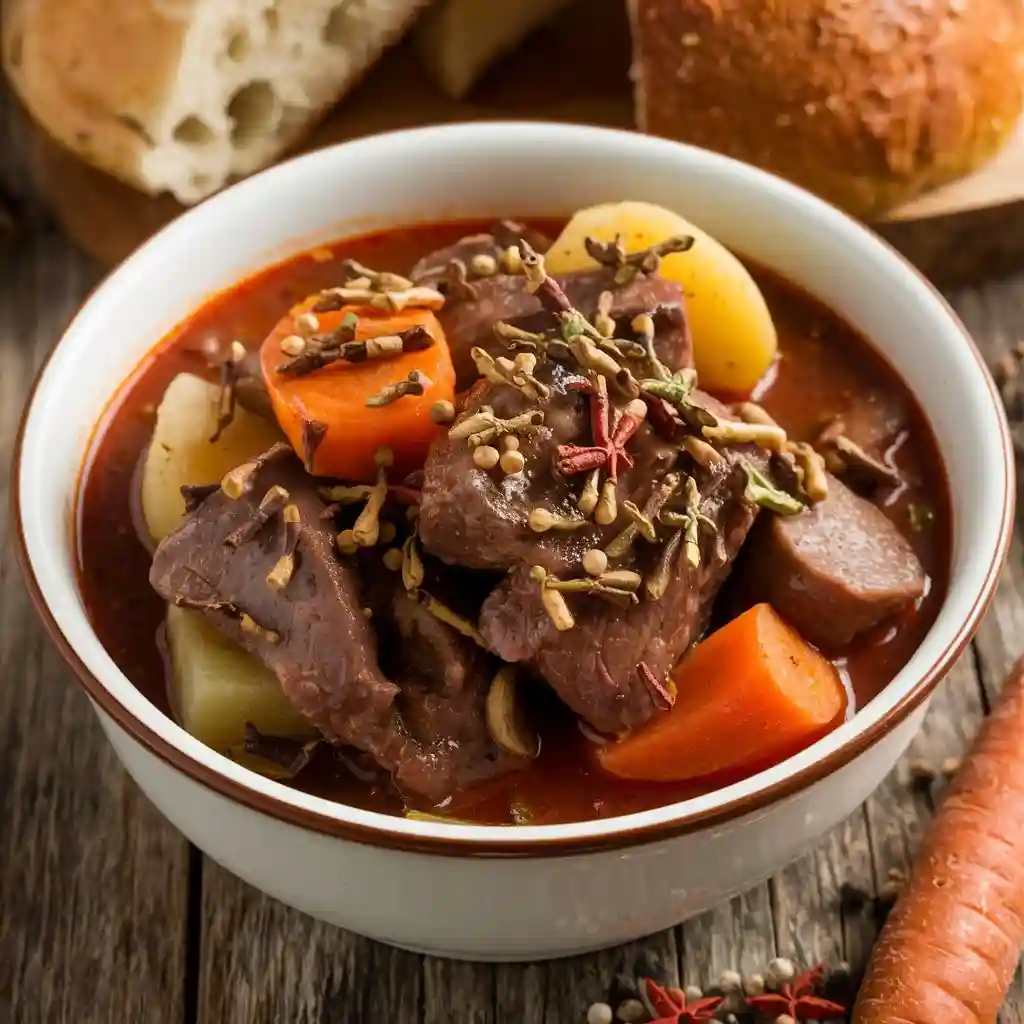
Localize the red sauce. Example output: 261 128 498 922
76 219 950 825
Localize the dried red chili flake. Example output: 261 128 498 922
642 979 722 1023
638 661 676 711
745 964 847 1021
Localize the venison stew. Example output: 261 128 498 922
76 202 949 826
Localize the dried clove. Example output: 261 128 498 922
365 370 431 408
584 233 695 286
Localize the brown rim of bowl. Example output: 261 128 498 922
11 257 1014 860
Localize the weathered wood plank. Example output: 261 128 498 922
0 227 191 1024
947 274 1024 1024
494 932 679 1023
679 888 776 991
197 861 421 1024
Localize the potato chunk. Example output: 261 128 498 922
545 201 778 394
141 372 282 543
165 604 314 757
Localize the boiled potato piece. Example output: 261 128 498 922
141 372 282 543
545 201 778 394
165 604 315 758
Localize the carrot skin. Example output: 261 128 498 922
853 657 1024 1024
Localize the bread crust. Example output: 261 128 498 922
628 0 1024 217
3 0 185 186
3 0 430 203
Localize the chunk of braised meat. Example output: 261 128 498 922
149 444 516 801
389 589 526 791
419 367 680 572
479 444 765 734
737 472 926 650
419 278 768 734
409 220 553 287
411 230 692 387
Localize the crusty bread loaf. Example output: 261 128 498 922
413 0 573 99
2 0 431 204
628 0 1024 218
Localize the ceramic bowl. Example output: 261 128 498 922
14 123 1013 961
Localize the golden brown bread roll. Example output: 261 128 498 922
628 0 1024 217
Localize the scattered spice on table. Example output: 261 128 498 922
585 961 851 1023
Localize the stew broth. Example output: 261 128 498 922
77 219 950 825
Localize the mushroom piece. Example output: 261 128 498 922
485 666 540 759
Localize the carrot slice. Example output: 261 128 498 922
598 603 845 783
854 657 1024 1024
260 300 455 482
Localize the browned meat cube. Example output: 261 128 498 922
740 473 926 650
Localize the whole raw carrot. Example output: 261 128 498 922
854 656 1024 1024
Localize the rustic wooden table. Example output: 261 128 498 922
2 83 1024 1024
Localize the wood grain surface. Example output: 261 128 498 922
2 76 1024 1023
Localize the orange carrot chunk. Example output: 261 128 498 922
853 656 1024 1024
259 300 455 482
598 603 845 783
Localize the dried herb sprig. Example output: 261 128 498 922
786 440 829 502
659 477 717 569
641 368 717 429
210 340 248 442
583 233 695 287
312 283 443 314
646 528 684 601
278 320 432 377
704 418 787 450
266 503 301 590
401 528 425 591
471 347 551 402
742 462 805 515
448 405 546 448
414 590 487 647
351 448 394 546
543 568 643 607
529 565 575 631
225 484 289 547
365 370 431 408
605 473 680 559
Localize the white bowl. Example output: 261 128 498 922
14 123 1013 961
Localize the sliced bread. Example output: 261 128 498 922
3 0 431 204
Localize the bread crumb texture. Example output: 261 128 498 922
3 0 430 203
628 0 1024 217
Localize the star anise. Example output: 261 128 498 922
745 964 846 1021
555 378 647 482
642 979 722 1023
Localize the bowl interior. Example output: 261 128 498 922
17 123 1011 845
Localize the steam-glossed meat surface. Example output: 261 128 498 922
739 473 926 650
479 454 762 734
148 444 506 801
423 355 765 734
419 368 682 573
